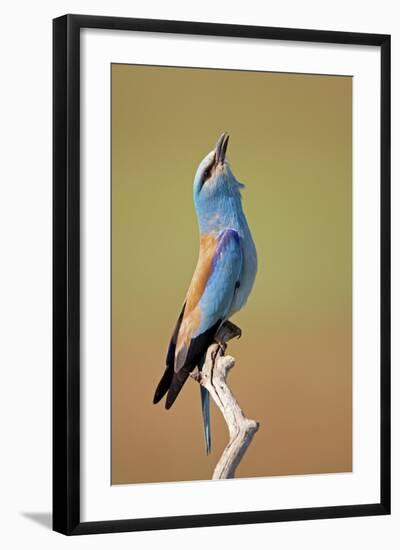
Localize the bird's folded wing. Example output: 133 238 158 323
174 229 243 373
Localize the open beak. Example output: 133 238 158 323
214 132 229 165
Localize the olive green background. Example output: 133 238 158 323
111 64 352 485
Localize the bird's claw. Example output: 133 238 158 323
223 320 242 340
213 338 227 359
190 367 201 382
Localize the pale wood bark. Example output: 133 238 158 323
192 321 260 479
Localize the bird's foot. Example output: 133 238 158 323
213 338 227 359
215 320 242 346
190 367 201 382
223 320 242 340
211 321 242 363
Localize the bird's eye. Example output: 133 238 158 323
200 163 214 189
202 165 213 183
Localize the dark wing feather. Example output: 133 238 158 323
152 302 186 404
165 318 222 410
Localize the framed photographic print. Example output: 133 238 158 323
53 14 391 535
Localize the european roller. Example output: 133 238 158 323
153 132 257 454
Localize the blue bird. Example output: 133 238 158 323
153 132 257 454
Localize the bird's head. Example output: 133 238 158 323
193 132 245 233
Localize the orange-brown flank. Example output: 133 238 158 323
175 234 218 356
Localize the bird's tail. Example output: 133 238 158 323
200 385 211 454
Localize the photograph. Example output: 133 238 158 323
111 63 353 485
1 1 394 546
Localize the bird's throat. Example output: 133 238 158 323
197 195 246 236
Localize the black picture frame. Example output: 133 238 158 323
53 14 391 535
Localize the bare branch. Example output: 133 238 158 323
193 322 260 479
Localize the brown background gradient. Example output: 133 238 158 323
111 64 352 485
